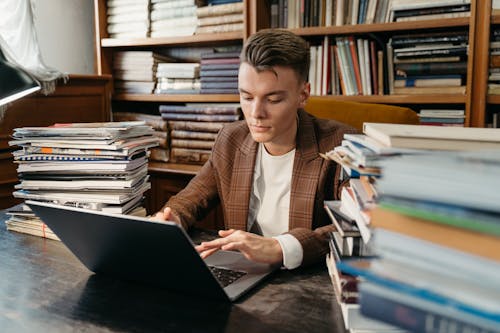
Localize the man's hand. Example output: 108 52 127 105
150 207 182 226
195 229 283 265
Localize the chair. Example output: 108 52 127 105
304 97 419 132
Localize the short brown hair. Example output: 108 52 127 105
240 29 310 82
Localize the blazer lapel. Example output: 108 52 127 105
225 132 258 231
289 109 322 229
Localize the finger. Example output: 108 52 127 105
199 248 219 259
196 239 226 251
218 229 235 237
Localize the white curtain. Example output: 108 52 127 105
0 0 67 96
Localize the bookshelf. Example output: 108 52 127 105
92 0 497 217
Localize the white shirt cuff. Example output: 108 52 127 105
273 234 303 270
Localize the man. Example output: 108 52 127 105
153 29 357 269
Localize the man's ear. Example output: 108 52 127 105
299 82 311 108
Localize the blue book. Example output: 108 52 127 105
360 281 499 333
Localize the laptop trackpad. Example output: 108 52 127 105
204 250 274 274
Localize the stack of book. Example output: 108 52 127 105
389 0 471 22
199 50 240 94
195 1 244 35
489 28 500 95
149 0 203 38
6 121 159 240
113 112 169 162
339 150 500 332
418 108 465 127
389 30 468 95
106 0 150 39
113 51 174 94
159 103 241 164
155 62 201 95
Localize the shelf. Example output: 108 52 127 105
148 162 201 175
308 94 467 104
113 94 240 102
290 17 471 37
487 95 500 104
101 31 244 48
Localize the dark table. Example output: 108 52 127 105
0 209 346 333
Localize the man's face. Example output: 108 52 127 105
238 62 310 155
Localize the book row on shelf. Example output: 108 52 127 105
269 0 471 29
113 48 241 95
308 29 468 97
113 103 242 165
321 122 500 332
106 0 244 39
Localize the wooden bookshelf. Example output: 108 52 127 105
93 0 498 215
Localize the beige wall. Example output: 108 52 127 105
32 0 94 74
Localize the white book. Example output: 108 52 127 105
363 39 372 95
308 46 317 95
390 0 471 12
107 4 150 16
151 5 196 20
107 11 149 24
363 122 500 150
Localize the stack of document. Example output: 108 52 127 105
6 121 159 239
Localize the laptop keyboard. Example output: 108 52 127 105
209 266 247 287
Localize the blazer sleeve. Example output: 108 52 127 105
161 153 221 230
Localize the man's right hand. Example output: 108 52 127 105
150 207 182 226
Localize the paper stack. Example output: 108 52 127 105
6 121 159 240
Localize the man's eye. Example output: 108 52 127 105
268 99 282 104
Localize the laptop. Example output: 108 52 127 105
26 200 278 302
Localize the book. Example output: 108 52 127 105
159 104 240 115
161 113 240 122
324 200 362 237
337 259 500 332
168 121 226 133
370 207 500 262
169 147 211 164
149 147 170 162
360 281 499 333
171 130 218 140
196 2 244 18
171 139 215 150
394 75 462 88
378 195 500 236
392 85 466 95
362 122 500 150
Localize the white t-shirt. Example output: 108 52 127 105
247 143 303 269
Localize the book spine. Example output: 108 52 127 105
170 147 211 164
171 130 219 140
168 121 225 133
149 147 170 162
196 2 244 18
159 105 240 114
171 139 215 149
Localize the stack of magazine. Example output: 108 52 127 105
6 121 159 240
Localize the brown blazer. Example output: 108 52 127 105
163 109 358 267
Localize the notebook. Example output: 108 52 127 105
26 200 278 302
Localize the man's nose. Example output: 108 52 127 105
250 99 265 118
